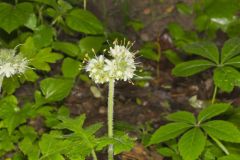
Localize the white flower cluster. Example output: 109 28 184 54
0 49 28 78
86 42 136 84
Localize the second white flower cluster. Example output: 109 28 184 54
86 42 136 84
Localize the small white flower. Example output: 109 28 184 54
86 41 137 84
0 49 29 78
86 55 110 84
104 57 136 81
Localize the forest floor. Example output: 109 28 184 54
16 0 240 160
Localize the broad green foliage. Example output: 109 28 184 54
194 0 240 37
52 41 81 57
40 77 74 102
150 123 192 144
150 103 240 160
178 128 206 160
173 37 240 92
61 58 81 78
66 9 104 34
0 2 33 33
139 43 160 62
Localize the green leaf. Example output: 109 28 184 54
24 13 37 30
0 2 33 33
78 36 105 58
113 131 135 155
172 59 215 77
163 50 183 65
221 37 240 63
66 9 104 34
213 66 240 92
32 25 54 49
30 48 63 71
20 37 37 58
52 41 80 57
54 115 86 132
176 2 192 15
2 76 20 94
224 55 240 68
202 120 240 143
39 134 71 159
183 42 219 64
157 147 176 157
0 129 15 152
168 23 185 41
197 103 231 123
178 128 206 160
139 43 160 61
23 69 39 82
32 0 58 9
150 122 192 145
219 154 240 160
61 58 81 78
40 77 74 102
205 0 239 18
0 97 31 134
167 111 195 124
19 138 39 160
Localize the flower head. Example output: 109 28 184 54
86 41 137 84
0 49 29 78
86 55 110 84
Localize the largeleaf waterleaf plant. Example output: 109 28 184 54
172 37 240 93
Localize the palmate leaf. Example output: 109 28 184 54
0 2 33 33
221 37 240 63
172 59 215 77
197 103 231 123
149 122 192 145
183 42 219 64
202 120 240 143
178 128 206 160
213 66 240 92
167 111 196 124
224 55 240 68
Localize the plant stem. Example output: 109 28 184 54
83 0 87 10
0 76 3 93
108 79 114 160
211 86 218 104
91 150 98 160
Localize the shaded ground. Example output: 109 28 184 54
15 0 240 159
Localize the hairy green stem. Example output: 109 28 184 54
211 86 218 104
0 76 3 93
91 150 98 160
83 0 87 10
108 79 114 160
